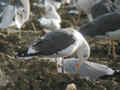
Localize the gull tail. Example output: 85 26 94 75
16 48 34 60
111 70 120 77
100 69 120 79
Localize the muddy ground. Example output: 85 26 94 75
0 0 120 90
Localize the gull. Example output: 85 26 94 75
16 28 90 72
60 58 120 80
38 3 61 32
111 0 120 9
90 0 117 19
79 11 120 58
0 0 30 29
0 5 15 29
69 0 116 22
0 0 15 28
12 0 30 29
0 0 10 16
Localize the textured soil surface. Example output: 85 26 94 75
0 0 120 90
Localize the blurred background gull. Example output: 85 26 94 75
0 0 30 29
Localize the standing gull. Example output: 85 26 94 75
56 32 90 72
70 0 101 22
16 28 89 72
70 0 116 22
90 0 116 19
79 12 120 39
79 12 120 58
38 3 61 32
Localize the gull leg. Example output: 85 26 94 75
94 38 98 56
19 29 22 39
112 40 117 59
76 9 81 26
56 57 63 73
75 57 81 69
76 60 81 69
76 12 81 26
94 38 97 51
55 58 58 72
31 22 37 33
7 29 10 36
72 17 77 26
107 39 112 57
78 12 81 23
87 13 94 22
62 57 64 73
71 9 81 27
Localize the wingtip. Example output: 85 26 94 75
99 69 120 79
15 48 30 58
113 69 120 76
15 51 33 60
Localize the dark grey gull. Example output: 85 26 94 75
79 11 120 58
111 0 120 10
16 28 90 72
90 0 117 19
79 12 120 39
